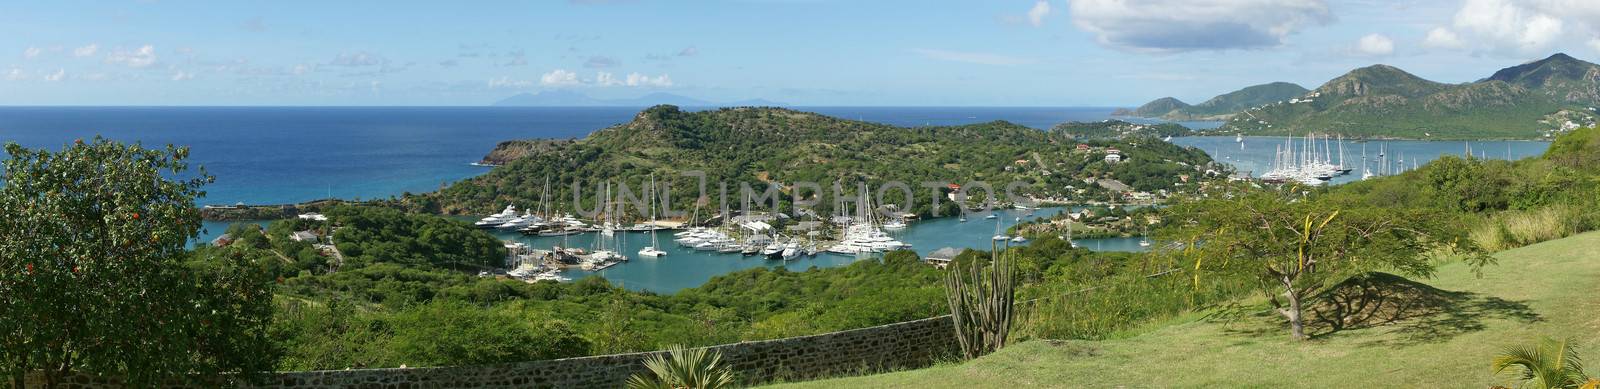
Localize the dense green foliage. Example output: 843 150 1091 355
0 138 276 387
325 206 506 270
1047 120 1191 139
1217 54 1600 139
395 106 1218 218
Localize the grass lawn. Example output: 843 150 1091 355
771 231 1600 388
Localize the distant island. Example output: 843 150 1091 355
1112 82 1309 121
399 105 1222 216
492 90 787 107
1115 53 1600 140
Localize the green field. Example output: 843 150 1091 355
772 231 1600 388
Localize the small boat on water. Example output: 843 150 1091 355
1010 235 1027 243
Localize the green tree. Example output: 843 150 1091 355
1162 188 1482 340
0 138 276 387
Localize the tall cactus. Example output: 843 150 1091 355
943 241 1016 360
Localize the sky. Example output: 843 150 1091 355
3 0 1600 106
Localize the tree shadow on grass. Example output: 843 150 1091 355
1209 272 1541 347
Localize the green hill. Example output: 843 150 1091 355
1113 97 1190 117
406 105 1220 216
1219 54 1600 139
1171 82 1309 120
1116 82 1308 121
771 230 1600 388
1486 53 1600 104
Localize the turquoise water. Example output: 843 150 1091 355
1172 136 1551 185
479 207 1148 293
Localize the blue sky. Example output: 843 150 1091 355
3 0 1599 106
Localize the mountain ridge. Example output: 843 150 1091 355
1116 82 1308 121
1216 53 1600 139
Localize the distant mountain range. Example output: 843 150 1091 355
1118 53 1600 139
1221 53 1600 139
492 90 786 107
1114 82 1310 121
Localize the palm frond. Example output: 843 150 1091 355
1492 337 1591 389
626 345 735 389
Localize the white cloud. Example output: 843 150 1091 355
23 47 41 59
539 69 581 86
1027 0 1052 27
1591 39 1600 53
597 71 621 86
1454 0 1561 52
171 71 194 81
73 44 98 57
105 45 158 68
1355 33 1395 56
911 48 1036 66
44 69 64 82
4 68 22 81
624 72 672 87
1423 0 1600 56
1068 0 1332 51
678 46 699 56
1422 27 1465 49
489 76 534 88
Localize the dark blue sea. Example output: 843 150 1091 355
0 106 1132 206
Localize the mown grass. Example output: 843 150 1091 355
768 231 1600 388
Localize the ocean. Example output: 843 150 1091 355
0 106 1134 206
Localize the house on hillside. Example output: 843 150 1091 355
925 247 963 269
290 230 319 243
1095 179 1132 192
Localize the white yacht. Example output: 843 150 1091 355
474 205 518 228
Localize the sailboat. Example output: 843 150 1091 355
991 214 1008 242
1066 216 1079 248
638 175 666 258
1235 133 1244 143
1138 224 1151 248
1360 143 1374 180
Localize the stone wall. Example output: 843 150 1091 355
25 315 959 388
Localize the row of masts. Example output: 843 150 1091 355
1259 134 1353 185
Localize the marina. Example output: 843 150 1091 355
1172 135 1551 185
480 206 1149 293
